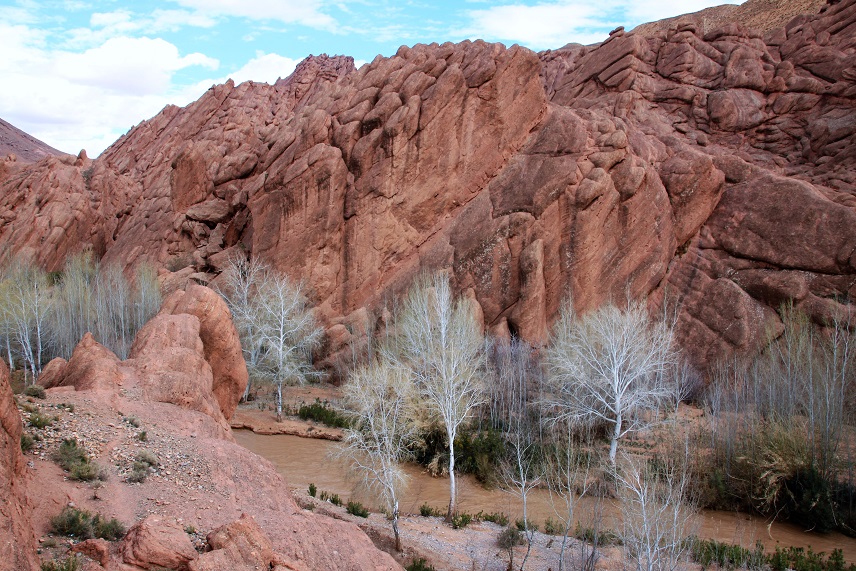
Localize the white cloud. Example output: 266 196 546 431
169 0 337 30
458 0 744 50
458 2 615 49
0 23 219 156
223 51 300 84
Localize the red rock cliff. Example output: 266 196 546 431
1 2 854 368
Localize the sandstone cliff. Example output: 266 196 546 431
0 1 854 368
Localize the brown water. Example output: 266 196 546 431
235 430 856 561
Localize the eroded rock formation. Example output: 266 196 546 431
1 2 854 368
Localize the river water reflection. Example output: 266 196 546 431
235 430 856 561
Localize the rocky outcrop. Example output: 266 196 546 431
1 2 854 368
159 284 248 419
0 361 39 571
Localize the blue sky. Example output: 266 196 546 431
1 0 742 156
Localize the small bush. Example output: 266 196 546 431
479 511 509 526
123 416 140 428
53 439 88 470
127 462 149 483
515 518 538 532
308 483 317 497
184 525 196 535
297 399 350 428
41 556 80 571
136 450 158 467
29 411 55 429
319 490 342 506
69 461 100 482
21 403 38 413
420 503 443 517
544 517 562 535
346 501 370 518
21 433 35 453
497 526 524 549
50 506 125 541
405 559 436 571
573 522 621 546
24 385 46 399
56 403 74 412
136 431 147 442
451 512 473 529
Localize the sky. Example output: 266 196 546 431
1 0 744 157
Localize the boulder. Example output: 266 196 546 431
122 515 198 570
129 314 228 430
43 333 121 392
159 284 248 419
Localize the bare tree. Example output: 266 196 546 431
1 261 53 382
392 273 486 520
340 360 417 551
52 251 96 359
500 414 541 571
616 449 696 571
219 255 270 401
543 299 675 464
543 422 594 571
255 270 323 421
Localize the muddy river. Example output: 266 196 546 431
235 430 856 561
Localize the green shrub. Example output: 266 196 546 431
573 522 621 546
420 503 443 517
405 559 436 571
543 517 562 535
497 526 524 549
308 483 317 497
24 385 46 399
123 416 140 428
298 399 350 428
454 426 505 485
50 506 125 541
21 433 34 453
56 403 74 412
346 501 370 518
69 461 100 482
53 439 88 470
136 431 147 442
21 403 38 413
478 511 509 526
451 512 473 529
319 490 342 506
29 411 55 428
184 525 197 535
41 556 80 571
515 518 538 532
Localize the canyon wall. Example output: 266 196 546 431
1 0 854 368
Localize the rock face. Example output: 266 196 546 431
0 360 39 571
1 3 855 368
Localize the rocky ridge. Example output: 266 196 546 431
0 2 855 368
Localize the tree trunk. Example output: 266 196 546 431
5 337 13 371
447 440 457 521
276 382 283 422
392 502 401 552
609 415 622 464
